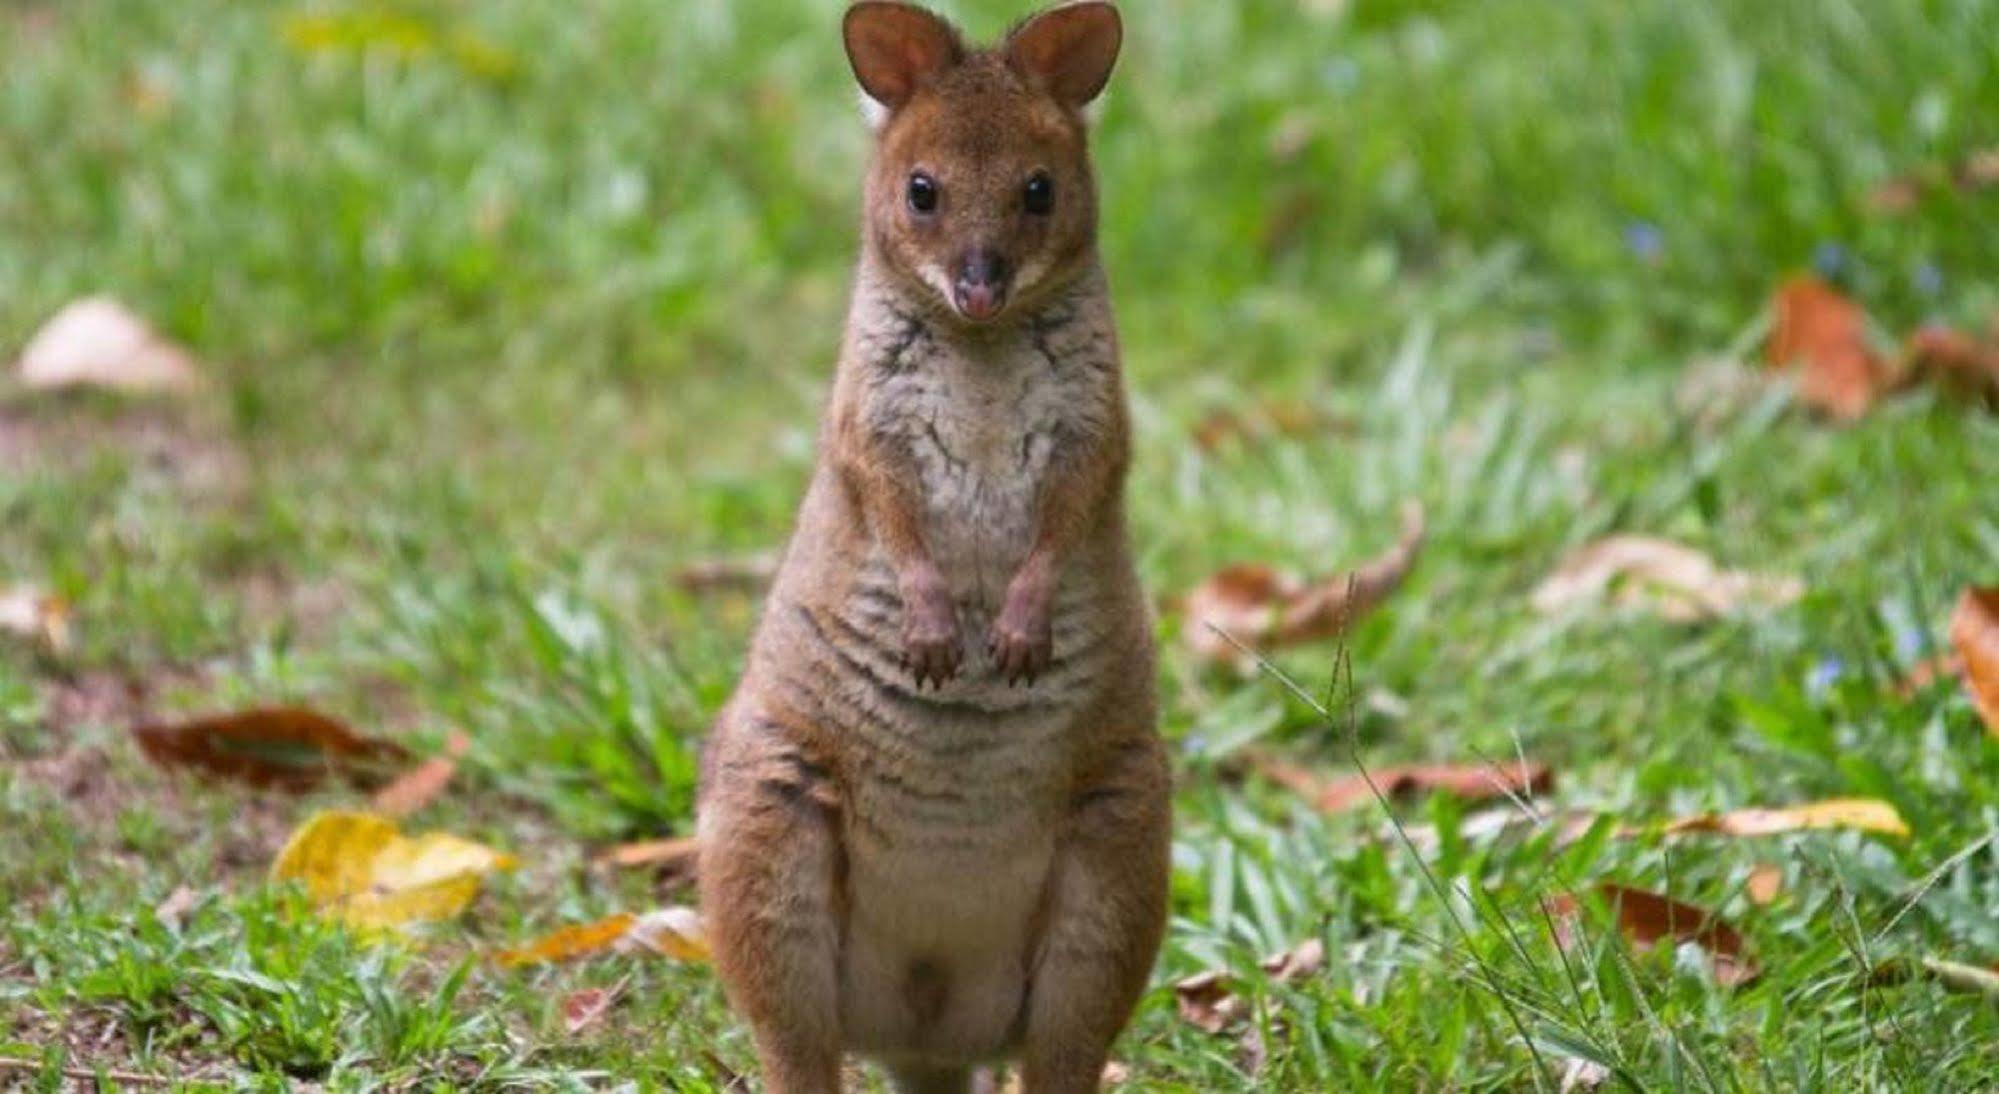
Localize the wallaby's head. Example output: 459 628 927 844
844 1 1120 325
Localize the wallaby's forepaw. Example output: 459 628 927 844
900 576 961 688
989 576 1054 685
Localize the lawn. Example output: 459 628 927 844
4 0 1999 1089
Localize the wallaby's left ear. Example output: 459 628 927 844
1005 1 1122 109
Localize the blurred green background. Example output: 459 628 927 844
4 0 1999 1088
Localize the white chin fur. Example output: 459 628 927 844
859 92 890 131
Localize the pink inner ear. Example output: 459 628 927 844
1007 4 1121 107
846 4 962 108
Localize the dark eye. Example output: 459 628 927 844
907 172 938 214
1023 172 1055 215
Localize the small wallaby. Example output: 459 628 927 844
697 3 1168 1092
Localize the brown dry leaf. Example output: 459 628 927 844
1251 751 1552 815
1171 970 1247 1034
496 914 639 967
1766 276 1889 421
1906 324 1999 405
561 981 626 1036
0 584 71 653
1745 865 1784 906
1868 147 1999 214
1558 1056 1612 1092
674 552 779 593
1531 535 1802 622
593 834 700 874
1650 797 1910 839
134 707 408 790
1260 938 1326 983
1184 502 1424 669
1547 884 1757 986
1948 587 1999 737
370 731 471 818
13 297 202 394
153 885 199 928
270 810 516 930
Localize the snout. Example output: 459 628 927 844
951 249 1011 322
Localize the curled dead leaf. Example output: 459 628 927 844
0 584 70 653
561 981 625 1036
1250 751 1552 815
593 834 700 878
1647 797 1909 839
1948 587 1999 738
1766 276 1890 421
1184 502 1424 669
1547 884 1756 987
1532 535 1801 622
370 731 471 818
134 707 408 790
153 885 199 929
1259 937 1326 983
1906 324 1999 406
13 297 201 394
1172 969 1247 1034
496 914 639 967
270 810 515 930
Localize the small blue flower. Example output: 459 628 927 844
1913 261 1943 297
1807 656 1845 693
1623 221 1663 262
1181 734 1209 757
1813 242 1850 278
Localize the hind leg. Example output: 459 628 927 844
1020 736 1171 1093
698 715 846 1094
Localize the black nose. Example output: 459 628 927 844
952 248 1011 320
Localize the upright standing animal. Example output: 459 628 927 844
697 3 1168 1091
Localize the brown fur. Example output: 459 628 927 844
697 5 1167 1092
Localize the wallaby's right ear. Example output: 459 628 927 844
844 2 963 115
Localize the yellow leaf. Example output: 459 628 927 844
1652 797 1910 839
270 811 515 929
622 906 711 962
494 913 637 967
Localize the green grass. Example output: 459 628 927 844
5 0 1999 1088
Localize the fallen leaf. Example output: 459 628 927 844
1172 970 1247 1034
1259 937 1326 983
1532 535 1802 622
1251 751 1552 815
1099 1061 1130 1086
370 731 471 818
561 981 625 1036
270 810 515 929
674 552 779 593
1766 276 1889 421
13 297 201 394
622 905 711 961
1948 587 1999 737
1868 147 1999 214
1558 1056 1612 1092
497 914 639 967
1745 865 1784 906
593 834 700 875
1184 502 1424 669
134 707 408 790
1547 884 1756 987
1648 798 1910 839
0 584 70 652
153 885 198 928
1906 324 1999 405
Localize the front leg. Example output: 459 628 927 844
989 427 1124 685
837 439 960 686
